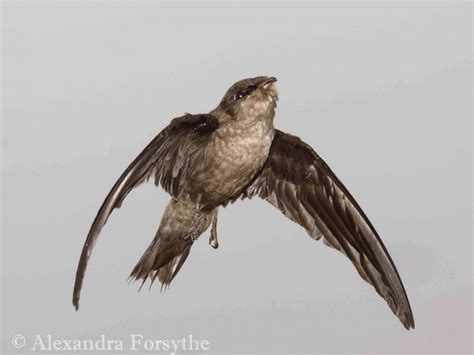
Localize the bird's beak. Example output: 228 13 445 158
262 77 277 89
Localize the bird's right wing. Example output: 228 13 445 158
238 129 414 329
72 113 219 310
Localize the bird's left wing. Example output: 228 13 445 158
238 129 414 329
73 113 219 310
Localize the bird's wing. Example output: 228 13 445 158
73 113 219 310
238 129 414 329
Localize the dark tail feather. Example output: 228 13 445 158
128 227 194 289
158 246 192 289
129 243 192 290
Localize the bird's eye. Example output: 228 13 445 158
233 91 245 101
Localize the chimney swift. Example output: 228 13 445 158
73 76 414 329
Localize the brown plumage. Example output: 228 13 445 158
73 76 414 330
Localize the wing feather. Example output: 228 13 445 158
72 113 218 310
241 129 414 329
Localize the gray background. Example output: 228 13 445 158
1 1 472 354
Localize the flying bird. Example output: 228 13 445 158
73 76 414 329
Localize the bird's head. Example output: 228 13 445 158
214 76 279 122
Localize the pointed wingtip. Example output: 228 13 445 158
400 310 415 330
72 288 80 311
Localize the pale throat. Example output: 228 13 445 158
234 95 276 127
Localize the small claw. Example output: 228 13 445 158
209 238 219 249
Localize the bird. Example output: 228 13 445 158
72 76 414 329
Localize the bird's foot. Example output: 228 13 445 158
209 209 219 249
209 237 219 249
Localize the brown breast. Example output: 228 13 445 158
191 117 275 207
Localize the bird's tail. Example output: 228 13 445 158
129 198 212 289
157 246 192 287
